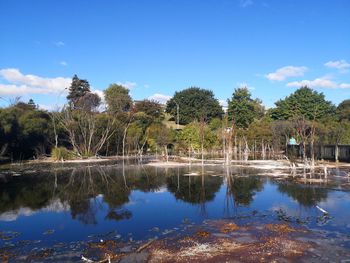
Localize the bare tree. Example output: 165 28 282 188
57 106 116 157
294 117 311 164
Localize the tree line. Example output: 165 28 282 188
1 74 350 162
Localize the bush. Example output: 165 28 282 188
51 147 74 161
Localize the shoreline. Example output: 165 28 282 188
4 155 350 168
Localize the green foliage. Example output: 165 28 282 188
51 147 74 161
166 87 223 125
271 86 336 121
67 75 91 106
135 99 164 120
270 119 294 149
104 84 132 113
126 122 144 151
208 118 222 131
147 123 173 148
179 121 218 152
179 123 201 150
245 117 273 143
228 87 264 129
318 119 350 145
337 99 350 121
0 102 52 159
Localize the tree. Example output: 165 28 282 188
227 87 264 129
337 99 350 121
179 121 217 163
67 75 91 107
246 117 273 158
135 99 164 120
57 107 116 158
75 92 101 112
104 84 132 113
147 123 173 162
271 86 336 164
321 120 350 162
0 102 52 159
166 87 223 125
271 86 335 121
271 120 294 153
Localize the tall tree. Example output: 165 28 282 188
67 75 91 107
271 86 335 120
166 87 223 125
227 87 264 129
104 84 132 113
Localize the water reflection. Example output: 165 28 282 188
0 163 348 245
0 165 331 223
276 182 328 207
167 172 222 205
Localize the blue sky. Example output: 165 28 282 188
0 0 349 109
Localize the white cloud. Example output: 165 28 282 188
266 66 308 81
0 199 70 222
240 0 253 7
148 93 171 104
54 41 65 47
38 104 59 111
287 77 350 89
60 61 68 67
324 60 350 70
91 88 105 101
339 83 350 89
117 81 137 89
219 99 228 113
0 68 71 95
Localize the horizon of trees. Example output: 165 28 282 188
1 74 350 163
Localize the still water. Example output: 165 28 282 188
1 162 350 259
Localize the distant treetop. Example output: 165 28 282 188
166 87 223 125
227 87 264 129
104 84 132 113
270 86 336 121
67 74 91 107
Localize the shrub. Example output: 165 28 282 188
51 147 74 161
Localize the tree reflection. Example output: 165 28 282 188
105 208 132 221
277 182 328 207
0 165 167 224
224 166 264 216
166 168 222 205
230 177 263 206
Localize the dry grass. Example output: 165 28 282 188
195 231 210 238
146 221 311 263
265 223 297 234
149 239 244 263
220 222 239 233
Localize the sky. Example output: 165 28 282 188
0 0 349 110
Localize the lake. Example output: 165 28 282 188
1 161 350 261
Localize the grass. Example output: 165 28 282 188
162 113 185 130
